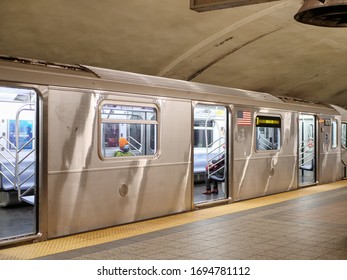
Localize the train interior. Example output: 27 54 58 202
0 86 37 242
193 104 228 205
298 114 317 186
100 103 158 158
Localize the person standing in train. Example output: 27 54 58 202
114 137 132 156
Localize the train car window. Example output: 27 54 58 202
331 120 338 149
149 115 156 151
342 123 347 149
99 103 158 158
129 115 142 150
255 116 281 151
194 120 213 148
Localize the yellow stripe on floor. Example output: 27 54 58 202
0 180 346 260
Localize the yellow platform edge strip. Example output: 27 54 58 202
0 181 346 260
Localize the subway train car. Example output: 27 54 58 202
0 56 346 246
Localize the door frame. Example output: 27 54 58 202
192 102 231 207
298 113 318 187
0 84 41 246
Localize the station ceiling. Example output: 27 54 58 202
1 0 347 107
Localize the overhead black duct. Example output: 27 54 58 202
190 0 280 12
294 0 347 27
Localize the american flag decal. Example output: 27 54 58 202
237 110 252 126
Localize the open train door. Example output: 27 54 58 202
193 103 229 205
298 114 317 186
0 86 39 245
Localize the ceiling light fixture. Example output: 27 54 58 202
294 0 347 27
190 0 279 12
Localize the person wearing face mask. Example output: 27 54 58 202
114 137 133 157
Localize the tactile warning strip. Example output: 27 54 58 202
0 181 345 260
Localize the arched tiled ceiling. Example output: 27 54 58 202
1 0 347 107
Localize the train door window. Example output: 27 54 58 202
99 102 158 158
194 120 213 148
129 115 142 150
342 122 347 149
255 116 281 151
331 120 338 149
149 115 157 151
0 86 38 243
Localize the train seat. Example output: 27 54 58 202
210 174 225 182
300 159 314 171
21 195 34 205
194 152 221 174
0 161 35 206
0 160 35 191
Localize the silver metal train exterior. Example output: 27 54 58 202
0 56 346 246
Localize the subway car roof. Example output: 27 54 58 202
0 55 340 115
